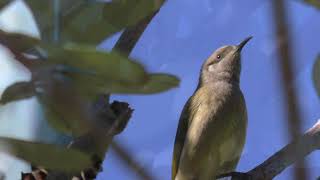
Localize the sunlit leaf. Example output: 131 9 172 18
0 137 91 172
41 44 148 96
0 81 35 105
70 72 179 95
0 30 40 52
39 44 179 95
102 73 180 94
312 55 320 97
304 0 320 9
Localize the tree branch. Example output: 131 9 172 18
272 0 308 179
217 120 320 180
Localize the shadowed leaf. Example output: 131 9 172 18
304 0 320 9
0 0 11 11
313 55 320 97
0 137 92 172
62 0 161 44
0 30 40 52
0 81 35 105
25 0 161 44
61 3 113 44
35 77 94 136
103 0 160 29
25 0 85 42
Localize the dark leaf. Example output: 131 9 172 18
26 0 161 44
0 30 40 52
35 76 94 136
62 0 162 44
312 55 320 97
0 0 11 11
25 0 87 42
304 0 320 9
61 3 113 44
0 81 35 105
103 0 160 29
0 137 92 172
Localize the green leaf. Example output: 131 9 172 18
0 137 91 172
36 79 94 136
61 3 115 44
304 0 320 9
25 0 88 42
102 73 180 94
103 0 159 29
42 44 148 97
62 0 161 44
0 81 35 105
0 30 40 52
26 0 161 44
132 73 180 94
70 72 179 95
313 55 320 97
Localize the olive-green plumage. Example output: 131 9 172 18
172 37 252 180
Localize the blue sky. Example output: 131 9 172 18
0 0 319 180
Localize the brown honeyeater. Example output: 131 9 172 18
172 37 252 180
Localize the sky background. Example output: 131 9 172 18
0 0 320 180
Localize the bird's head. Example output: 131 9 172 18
199 37 252 86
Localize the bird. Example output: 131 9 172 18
172 37 252 180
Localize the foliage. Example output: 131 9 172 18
304 0 320 9
0 137 92 172
0 0 177 174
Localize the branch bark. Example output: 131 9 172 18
272 0 308 179
218 120 320 180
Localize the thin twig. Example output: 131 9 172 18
111 141 156 180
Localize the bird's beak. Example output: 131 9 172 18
236 36 252 52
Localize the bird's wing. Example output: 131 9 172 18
171 95 200 180
172 88 247 179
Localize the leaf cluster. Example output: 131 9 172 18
0 0 177 174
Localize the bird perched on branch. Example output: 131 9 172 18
172 37 252 180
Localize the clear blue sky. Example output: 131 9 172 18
98 0 320 179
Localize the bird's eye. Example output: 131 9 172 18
217 55 221 59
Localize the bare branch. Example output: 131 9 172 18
217 120 320 180
272 0 308 179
